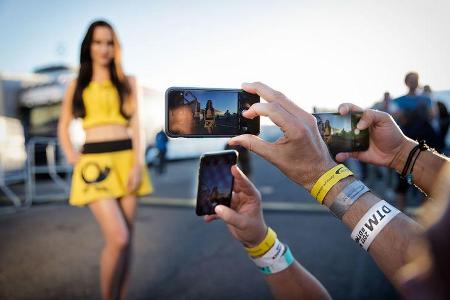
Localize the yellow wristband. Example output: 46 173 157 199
310 164 353 204
245 227 277 257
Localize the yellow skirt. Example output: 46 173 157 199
69 140 153 206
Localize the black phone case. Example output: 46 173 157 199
165 87 260 138
195 150 238 216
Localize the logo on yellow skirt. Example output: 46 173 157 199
81 162 111 192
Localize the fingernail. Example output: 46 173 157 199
357 120 368 129
215 206 223 213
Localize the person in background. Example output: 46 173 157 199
390 72 438 211
58 20 153 300
436 101 450 153
155 129 169 175
421 85 441 145
372 91 392 113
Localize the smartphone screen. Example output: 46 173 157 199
166 87 259 137
196 150 238 216
313 112 369 155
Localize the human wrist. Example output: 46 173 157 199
309 164 354 204
322 176 357 208
244 226 276 257
133 160 144 169
390 139 418 174
244 223 268 248
304 160 337 192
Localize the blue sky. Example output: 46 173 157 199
1 0 449 111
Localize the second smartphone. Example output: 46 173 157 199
195 150 238 216
166 87 260 137
313 112 369 155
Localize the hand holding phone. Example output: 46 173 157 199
204 165 267 248
166 87 260 137
313 112 369 155
196 150 238 216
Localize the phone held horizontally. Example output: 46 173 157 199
195 150 238 216
166 87 260 137
313 112 369 155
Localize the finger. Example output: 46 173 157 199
335 152 360 162
338 103 363 115
214 205 246 229
242 102 294 132
231 165 258 196
242 82 308 118
228 134 275 160
357 109 391 130
204 215 220 223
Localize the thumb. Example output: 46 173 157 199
215 205 246 229
228 134 274 161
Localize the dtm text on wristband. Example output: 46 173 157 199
351 200 400 251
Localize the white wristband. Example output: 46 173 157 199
351 200 400 251
251 239 285 268
250 239 294 275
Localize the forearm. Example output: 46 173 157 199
266 261 331 300
57 124 76 158
322 177 423 286
391 139 449 196
131 116 144 166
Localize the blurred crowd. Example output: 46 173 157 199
364 72 449 211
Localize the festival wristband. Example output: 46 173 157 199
251 239 285 268
351 200 400 251
245 227 277 257
310 164 353 204
257 246 295 275
329 180 370 220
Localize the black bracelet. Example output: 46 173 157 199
401 140 429 184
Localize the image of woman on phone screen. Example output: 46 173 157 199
57 20 153 300
204 99 215 134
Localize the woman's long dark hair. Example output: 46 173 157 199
72 20 131 119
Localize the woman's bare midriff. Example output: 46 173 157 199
84 124 131 143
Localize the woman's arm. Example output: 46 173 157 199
127 76 144 167
57 80 78 165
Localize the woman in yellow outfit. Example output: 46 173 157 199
58 20 152 300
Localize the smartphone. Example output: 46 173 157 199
166 87 260 137
195 150 238 216
313 112 369 155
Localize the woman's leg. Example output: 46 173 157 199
117 195 138 300
90 198 130 300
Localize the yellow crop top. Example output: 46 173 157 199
81 80 129 129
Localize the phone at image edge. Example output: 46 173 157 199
165 87 260 137
313 112 369 155
195 150 238 216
